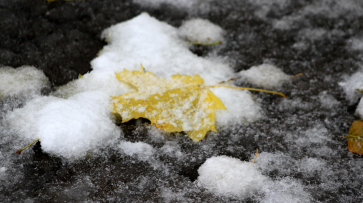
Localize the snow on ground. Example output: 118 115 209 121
197 154 312 201
197 155 267 198
5 91 121 159
0 66 49 98
91 13 232 84
238 64 291 89
212 88 262 127
356 99 363 118
3 13 262 159
348 38 363 51
339 68 363 105
179 18 224 44
2 0 363 202
119 141 154 161
133 0 196 9
52 70 132 99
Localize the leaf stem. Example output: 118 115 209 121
207 85 286 97
291 73 303 80
189 41 221 46
16 138 39 155
252 148 258 163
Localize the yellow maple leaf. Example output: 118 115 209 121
111 65 226 142
111 65 285 142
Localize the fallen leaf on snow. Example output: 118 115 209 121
111 65 285 142
111 65 226 142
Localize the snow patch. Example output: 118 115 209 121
0 167 6 180
53 70 132 99
318 91 340 109
339 69 363 104
91 13 232 85
119 141 154 161
178 18 224 44
6 91 121 160
348 38 363 51
260 177 311 203
197 155 267 198
0 66 49 98
212 88 262 127
133 0 196 8
355 99 363 119
238 64 290 88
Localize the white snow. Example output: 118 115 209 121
355 99 363 119
198 153 313 202
299 157 326 174
0 66 49 98
212 88 262 127
118 141 165 170
132 0 213 13
260 177 311 203
178 18 224 44
254 152 297 177
91 13 233 85
339 69 363 104
6 91 121 160
53 70 132 99
295 124 331 146
278 98 312 111
0 167 6 180
197 155 267 198
133 0 196 9
160 141 184 160
318 91 340 109
254 152 312 202
349 38 363 51
119 141 154 161
298 28 327 41
238 64 291 89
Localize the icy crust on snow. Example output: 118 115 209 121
0 66 49 98
238 64 291 89
6 91 121 159
91 13 233 85
339 69 363 105
178 18 224 44
197 156 267 198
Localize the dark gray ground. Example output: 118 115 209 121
1 0 363 202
